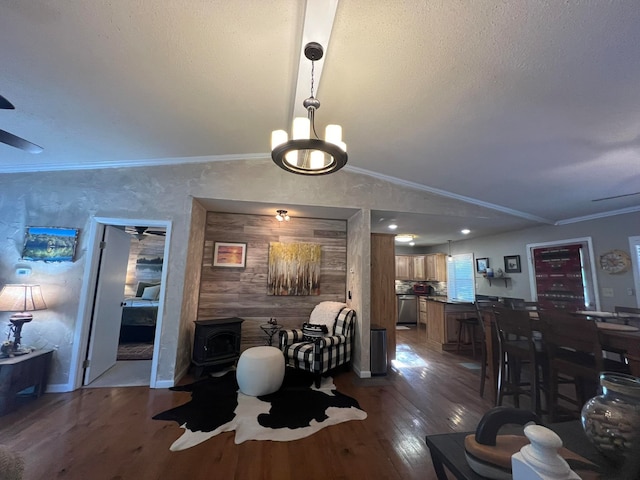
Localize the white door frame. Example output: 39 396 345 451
70 216 172 390
526 236 599 311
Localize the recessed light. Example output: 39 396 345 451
409 242 415 246
388 224 398 230
461 229 470 235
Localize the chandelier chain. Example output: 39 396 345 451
310 60 315 99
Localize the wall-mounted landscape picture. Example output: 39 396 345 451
22 226 79 262
136 255 163 282
267 242 321 296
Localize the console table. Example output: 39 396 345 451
425 421 623 479
0 349 53 416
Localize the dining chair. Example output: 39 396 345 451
493 306 541 415
475 300 495 399
536 309 629 422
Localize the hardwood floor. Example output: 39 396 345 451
0 326 495 479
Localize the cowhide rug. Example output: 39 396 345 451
153 368 367 450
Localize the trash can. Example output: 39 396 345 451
370 324 387 376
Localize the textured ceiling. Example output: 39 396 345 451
1 1 639 245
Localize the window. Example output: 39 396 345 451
447 253 475 303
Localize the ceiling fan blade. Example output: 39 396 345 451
0 95 15 110
0 129 43 154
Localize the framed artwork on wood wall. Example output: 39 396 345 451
213 242 247 268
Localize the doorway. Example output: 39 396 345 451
526 237 598 311
73 217 171 390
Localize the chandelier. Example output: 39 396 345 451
271 42 347 175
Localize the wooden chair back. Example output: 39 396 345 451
493 306 539 413
537 309 604 377
537 309 604 420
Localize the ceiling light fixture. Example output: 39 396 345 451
271 42 347 176
395 234 414 243
461 229 470 235
275 210 290 222
447 240 453 262
388 224 398 230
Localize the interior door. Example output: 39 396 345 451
532 244 586 310
83 225 132 384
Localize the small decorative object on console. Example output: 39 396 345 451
581 372 640 464
511 425 579 480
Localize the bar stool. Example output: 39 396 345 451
493 307 541 415
456 315 481 357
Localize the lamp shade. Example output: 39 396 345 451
0 284 47 312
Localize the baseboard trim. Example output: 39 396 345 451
154 379 175 389
353 364 372 379
46 383 71 393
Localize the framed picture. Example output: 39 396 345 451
476 257 489 273
504 255 521 273
213 242 247 268
22 226 79 262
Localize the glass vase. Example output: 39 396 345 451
581 372 640 464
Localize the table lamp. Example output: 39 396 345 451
0 284 47 354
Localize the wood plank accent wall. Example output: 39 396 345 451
198 212 347 350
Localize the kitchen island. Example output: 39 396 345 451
421 297 476 352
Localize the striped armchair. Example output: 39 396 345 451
279 306 356 387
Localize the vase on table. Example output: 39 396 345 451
581 372 640 465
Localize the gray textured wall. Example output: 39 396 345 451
0 159 635 390
4 159 484 390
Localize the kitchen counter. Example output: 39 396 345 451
422 298 476 352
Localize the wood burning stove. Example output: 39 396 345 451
192 317 243 376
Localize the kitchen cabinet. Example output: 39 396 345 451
395 255 413 280
418 297 428 326
424 300 475 352
425 300 445 347
396 253 447 281
425 253 447 282
412 256 426 280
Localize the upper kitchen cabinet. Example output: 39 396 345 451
426 253 447 282
412 255 426 280
395 255 413 280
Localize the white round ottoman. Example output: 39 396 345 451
236 346 285 396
